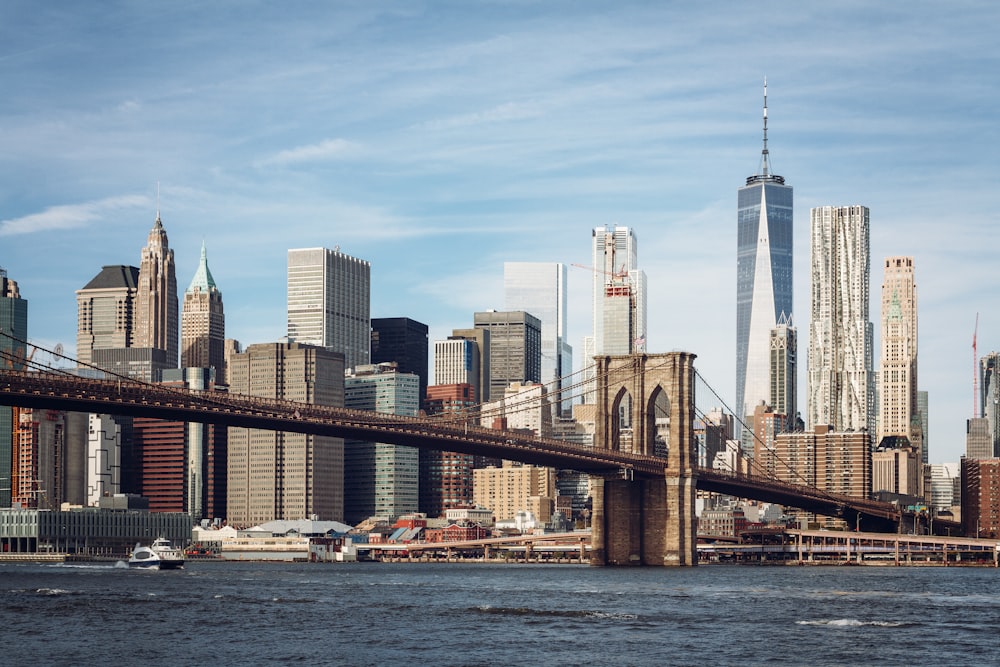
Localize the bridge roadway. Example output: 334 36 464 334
0 370 903 527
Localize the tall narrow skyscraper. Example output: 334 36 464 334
736 80 793 435
287 247 371 371
878 257 919 452
135 212 178 368
0 268 28 508
504 262 572 415
807 205 874 434
181 242 225 382
591 226 646 354
473 310 541 402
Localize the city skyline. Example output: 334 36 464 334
1 3 997 464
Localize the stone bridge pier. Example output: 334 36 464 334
589 352 698 566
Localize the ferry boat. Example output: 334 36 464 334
128 537 185 570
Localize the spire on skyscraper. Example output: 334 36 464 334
760 76 771 177
187 241 218 293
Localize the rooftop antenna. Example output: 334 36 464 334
156 181 161 222
761 76 770 177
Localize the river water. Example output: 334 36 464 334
2 560 997 666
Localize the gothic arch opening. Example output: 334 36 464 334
610 385 632 452
645 385 670 458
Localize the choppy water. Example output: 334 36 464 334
2 560 998 666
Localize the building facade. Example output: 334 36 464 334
961 457 1000 539
503 262 573 416
981 352 1000 458
773 425 872 503
472 462 557 524
75 265 139 368
1 268 28 508
420 383 477 517
227 342 345 526
769 316 797 426
287 247 370 371
473 310 541 402
344 363 421 524
966 417 993 459
181 242 226 383
878 257 919 451
370 317 429 401
807 205 874 434
736 81 794 436
135 213 178 368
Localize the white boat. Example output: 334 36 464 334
128 537 185 570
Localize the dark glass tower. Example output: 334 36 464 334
736 80 793 435
0 268 28 508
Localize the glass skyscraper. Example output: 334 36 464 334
1 268 28 508
503 262 572 416
736 81 793 434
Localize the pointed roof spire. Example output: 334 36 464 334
187 240 218 293
155 181 163 228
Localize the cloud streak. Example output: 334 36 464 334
255 138 359 167
0 195 149 237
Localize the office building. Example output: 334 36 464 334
421 383 477 517
344 363 421 524
287 247 370 371
961 457 1000 539
773 426 872 502
480 382 552 438
926 462 960 512
769 316 797 427
504 262 573 415
591 225 646 355
1 268 28 508
736 80 793 436
872 438 921 496
473 310 541 402
87 414 120 507
473 461 557 524
966 417 992 459
917 390 929 464
227 342 345 525
981 352 1000 458
135 212 178 368
878 257 920 453
807 205 874 434
443 329 489 402
75 265 139 368
370 317 428 401
11 407 65 510
181 242 226 383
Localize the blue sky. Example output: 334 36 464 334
1 1 996 464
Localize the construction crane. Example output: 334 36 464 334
973 313 980 418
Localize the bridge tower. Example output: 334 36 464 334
590 352 698 566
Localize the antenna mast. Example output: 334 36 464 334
761 76 770 176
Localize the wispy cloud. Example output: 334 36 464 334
417 101 544 131
255 138 358 167
0 195 149 237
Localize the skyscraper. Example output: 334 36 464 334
736 80 793 435
181 242 226 382
981 352 1000 457
807 205 874 434
287 247 371 371
473 310 541 402
591 226 646 355
75 265 139 368
447 328 490 402
370 317 428 401
1 268 28 508
344 363 421 524
878 257 919 451
769 315 797 424
227 342 345 525
135 212 178 368
504 262 573 415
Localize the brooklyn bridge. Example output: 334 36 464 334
0 347 910 567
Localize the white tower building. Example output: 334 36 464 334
807 205 874 434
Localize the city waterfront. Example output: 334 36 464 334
3 560 997 666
